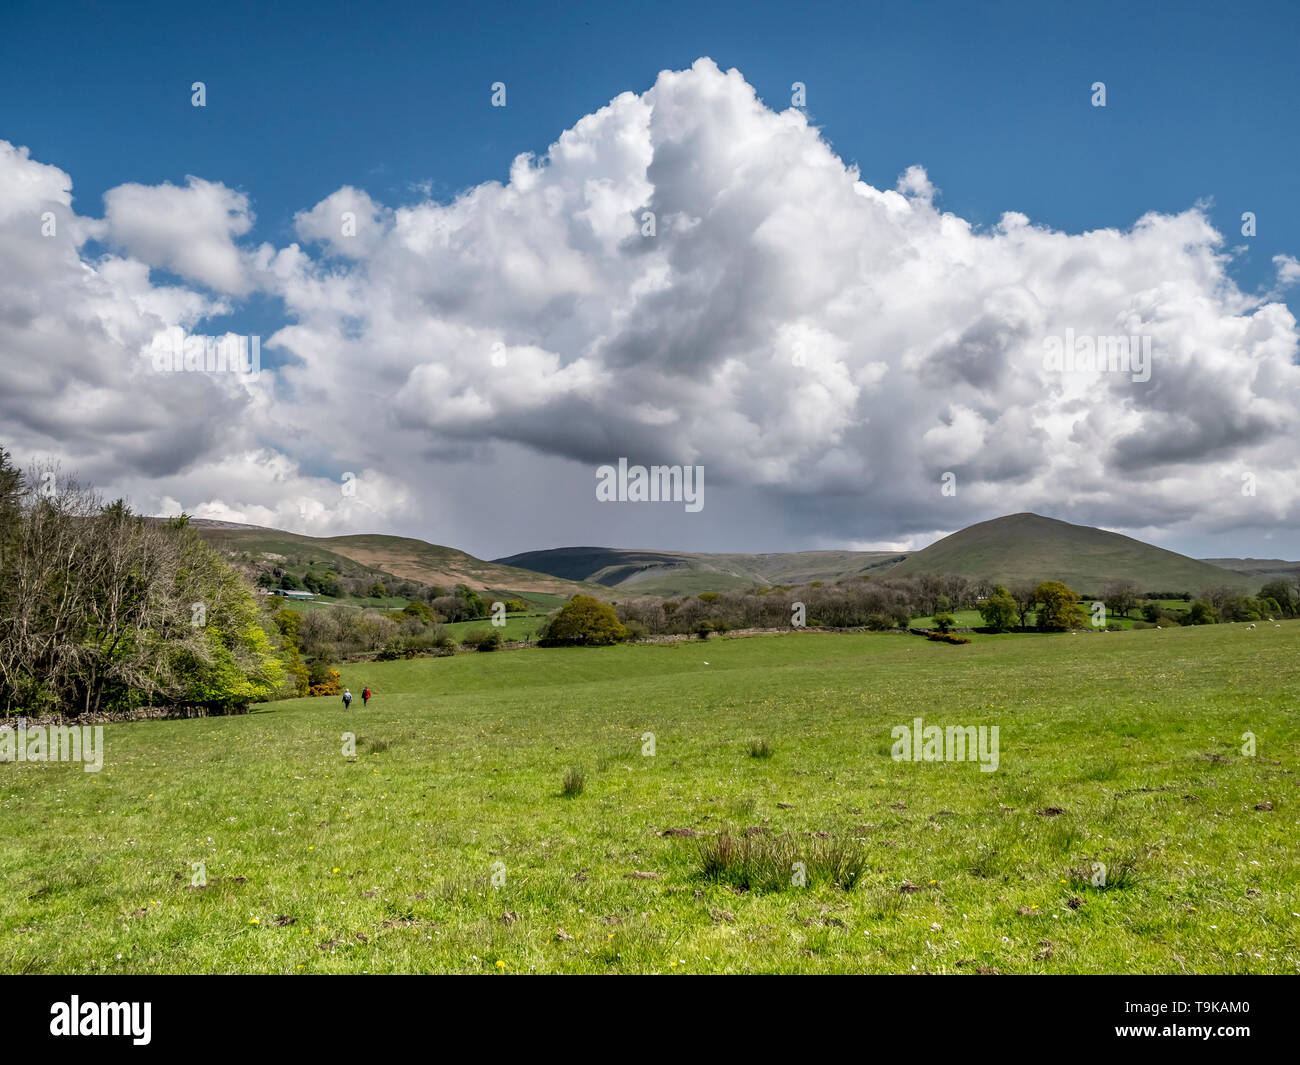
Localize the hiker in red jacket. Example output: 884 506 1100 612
362 687 371 707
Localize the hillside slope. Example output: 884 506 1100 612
493 546 907 596
890 513 1253 593
190 521 597 598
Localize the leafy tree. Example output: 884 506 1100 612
368 580 387 599
455 584 487 618
932 612 956 634
1187 600 1217 625
304 571 342 597
1033 581 1085 632
979 585 1018 632
1220 595 1263 623
163 526 286 711
541 595 629 646
0 455 283 715
1258 580 1294 617
401 600 435 623
274 609 310 697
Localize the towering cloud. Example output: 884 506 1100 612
1 58 1297 554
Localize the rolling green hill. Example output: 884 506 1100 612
493 546 908 597
189 520 598 600
190 513 1278 606
890 513 1254 594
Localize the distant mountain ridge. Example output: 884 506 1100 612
493 546 907 596
186 514 1280 602
1199 557 1300 585
500 514 1270 597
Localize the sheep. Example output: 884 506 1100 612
1247 623 1256 630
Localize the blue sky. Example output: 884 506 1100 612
4 0 1296 308
2 0 1298 559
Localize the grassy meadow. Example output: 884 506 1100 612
909 602 1187 631
2 623 1297 974
443 612 551 643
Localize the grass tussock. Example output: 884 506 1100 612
747 737 772 759
696 831 867 892
1069 855 1143 892
561 766 585 797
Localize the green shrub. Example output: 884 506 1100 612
306 662 341 696
461 628 503 652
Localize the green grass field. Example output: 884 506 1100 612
911 600 1195 631
2 623 1297 974
275 594 413 612
909 608 986 629
444 613 550 642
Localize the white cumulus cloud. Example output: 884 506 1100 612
1 58 1298 557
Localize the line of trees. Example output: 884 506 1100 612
0 448 286 717
978 581 1085 632
257 567 435 602
1177 581 1298 625
611 571 1300 640
614 574 983 637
